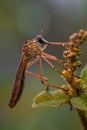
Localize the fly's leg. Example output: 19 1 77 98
41 44 48 51
26 56 49 90
43 52 65 69
38 57 43 83
39 57 49 91
26 71 68 92
26 70 48 88
42 55 65 77
26 57 39 68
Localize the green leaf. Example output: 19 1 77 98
71 92 87 111
81 65 87 85
32 90 70 108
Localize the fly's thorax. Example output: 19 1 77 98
22 40 41 57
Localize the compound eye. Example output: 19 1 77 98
36 35 43 43
36 35 50 45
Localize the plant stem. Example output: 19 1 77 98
77 109 87 130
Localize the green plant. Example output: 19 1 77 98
32 30 87 130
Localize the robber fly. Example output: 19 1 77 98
9 36 49 108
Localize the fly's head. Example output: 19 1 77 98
22 40 41 57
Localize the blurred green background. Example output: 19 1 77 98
0 0 87 130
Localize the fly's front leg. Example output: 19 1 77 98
41 44 48 51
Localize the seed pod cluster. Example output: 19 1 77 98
63 30 87 73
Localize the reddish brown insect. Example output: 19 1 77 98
9 36 68 108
